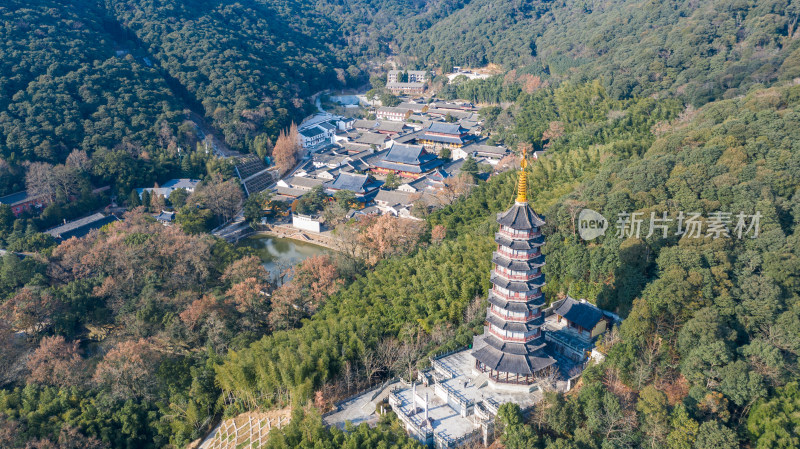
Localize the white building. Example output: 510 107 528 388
299 125 329 148
388 70 427 83
292 214 321 233
376 106 412 122
136 178 200 199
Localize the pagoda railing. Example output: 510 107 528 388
496 248 540 259
493 270 541 281
491 289 543 302
487 327 541 343
497 229 540 240
489 308 541 322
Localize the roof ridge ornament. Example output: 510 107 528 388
516 154 528 204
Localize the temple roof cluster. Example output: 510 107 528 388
371 143 444 176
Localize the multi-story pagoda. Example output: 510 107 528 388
472 157 556 389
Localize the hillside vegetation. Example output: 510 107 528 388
389 0 800 105
1 0 799 448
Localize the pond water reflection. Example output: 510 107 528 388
237 235 330 280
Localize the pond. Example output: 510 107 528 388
237 235 330 280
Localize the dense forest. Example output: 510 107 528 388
387 0 800 106
0 0 361 198
1 0 800 448
105 0 362 152
0 0 187 195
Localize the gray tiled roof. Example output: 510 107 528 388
492 252 545 271
299 126 325 138
45 213 119 240
489 272 545 292
325 172 382 194
553 297 604 330
161 179 200 190
372 144 444 174
340 142 372 154
275 186 308 198
155 211 175 222
472 335 555 375
469 144 509 156
384 144 427 164
0 191 32 206
287 176 325 189
496 203 546 230
377 106 413 115
480 333 548 355
386 82 425 88
352 120 378 130
376 121 406 133
488 293 545 314
486 313 544 333
494 233 544 250
375 189 413 206
354 132 388 146
426 123 466 135
397 102 428 112
317 121 337 131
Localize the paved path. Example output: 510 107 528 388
323 380 400 429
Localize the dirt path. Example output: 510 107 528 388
187 111 242 158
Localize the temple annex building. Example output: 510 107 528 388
324 159 620 448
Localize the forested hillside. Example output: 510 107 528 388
106 0 361 152
0 0 362 198
0 0 187 195
1 0 800 448
389 0 799 105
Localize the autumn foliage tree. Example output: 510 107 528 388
268 255 342 330
221 255 269 285
272 123 301 175
93 338 159 400
48 211 217 313
226 278 269 333
0 287 59 337
26 335 84 388
358 214 427 265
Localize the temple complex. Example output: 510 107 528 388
324 157 620 448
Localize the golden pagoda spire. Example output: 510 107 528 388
516 155 528 203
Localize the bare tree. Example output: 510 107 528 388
394 326 431 381
333 222 363 263
534 365 560 392
463 294 485 324
65 149 91 172
25 162 58 203
435 172 473 205
360 346 381 385
396 338 422 381
190 174 243 223
377 338 403 378
564 198 587 236
25 162 81 203
343 360 355 394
